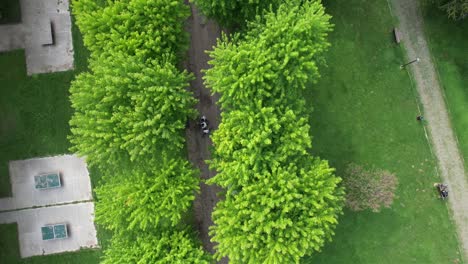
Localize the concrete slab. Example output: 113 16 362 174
0 155 92 212
0 0 74 75
21 0 74 75
0 24 25 52
0 202 98 258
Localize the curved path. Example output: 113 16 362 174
390 0 468 261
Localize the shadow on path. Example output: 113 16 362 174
184 2 228 263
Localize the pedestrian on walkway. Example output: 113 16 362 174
200 115 209 129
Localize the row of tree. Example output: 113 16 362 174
70 0 210 262
428 0 468 20
201 1 345 263
191 0 284 29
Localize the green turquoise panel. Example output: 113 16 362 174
41 226 54 240
53 224 67 239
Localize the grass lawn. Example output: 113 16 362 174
0 18 105 263
420 4 468 172
0 19 89 197
302 0 462 263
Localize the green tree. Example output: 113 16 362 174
95 157 199 233
190 0 283 29
102 228 211 264
209 104 311 193
204 0 332 109
69 54 195 169
203 1 344 262
424 0 468 20
73 0 190 60
440 0 468 20
210 156 344 263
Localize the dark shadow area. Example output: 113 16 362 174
0 0 21 25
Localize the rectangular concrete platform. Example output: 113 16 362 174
0 202 98 258
0 155 92 212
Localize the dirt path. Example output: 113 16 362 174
390 0 468 261
184 2 227 262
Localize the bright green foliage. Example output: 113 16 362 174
209 104 311 192
102 228 211 264
211 157 343 263
190 0 283 29
204 1 344 262
209 104 344 262
71 0 208 262
72 0 189 60
204 1 332 109
69 54 195 168
95 157 199 234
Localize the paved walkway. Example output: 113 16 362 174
390 0 468 261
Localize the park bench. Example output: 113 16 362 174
393 27 401 44
41 224 68 240
34 172 61 189
41 21 55 46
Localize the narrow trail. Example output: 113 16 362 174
184 2 227 262
390 0 468 261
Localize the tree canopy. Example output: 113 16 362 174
211 157 343 263
73 0 190 60
204 0 332 109
69 54 195 169
95 156 199 234
190 0 283 29
440 0 468 20
70 1 207 261
209 104 311 192
208 103 344 262
102 229 211 264
426 0 468 20
203 1 344 262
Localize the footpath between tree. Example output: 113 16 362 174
184 2 227 263
390 0 468 261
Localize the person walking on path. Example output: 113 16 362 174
391 0 468 260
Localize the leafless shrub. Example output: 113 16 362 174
343 163 398 212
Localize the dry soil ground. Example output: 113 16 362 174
184 2 227 263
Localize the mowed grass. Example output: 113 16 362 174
0 20 104 263
0 51 73 197
0 19 89 197
420 4 468 171
302 0 462 263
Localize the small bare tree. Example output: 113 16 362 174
343 163 398 212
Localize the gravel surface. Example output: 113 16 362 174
390 0 468 261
